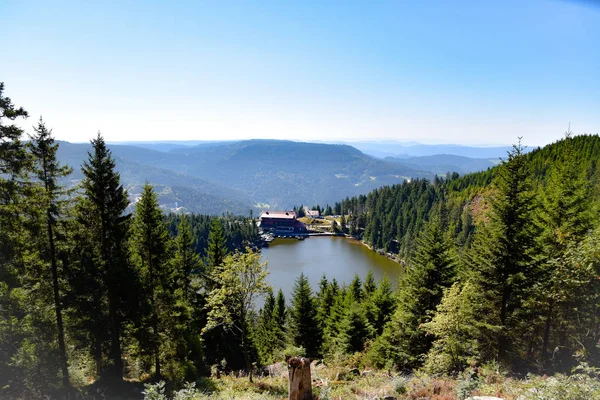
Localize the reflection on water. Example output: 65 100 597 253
261 236 403 299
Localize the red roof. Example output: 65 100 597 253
259 211 297 220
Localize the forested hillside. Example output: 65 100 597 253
316 134 600 375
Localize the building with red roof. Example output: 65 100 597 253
259 210 307 233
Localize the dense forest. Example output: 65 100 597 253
2 80 600 399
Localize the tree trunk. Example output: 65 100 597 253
47 213 70 387
107 286 123 379
287 357 312 400
542 301 554 363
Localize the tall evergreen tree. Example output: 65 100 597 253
206 218 228 283
0 82 35 394
273 288 287 335
369 212 455 369
467 139 538 366
73 132 131 380
534 133 593 368
131 183 171 378
28 118 72 387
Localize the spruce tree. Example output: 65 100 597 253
370 275 395 335
289 273 321 357
467 139 538 366
74 132 131 380
0 82 34 393
369 212 455 369
535 133 593 367
255 288 278 364
131 183 171 378
28 118 73 387
273 288 287 335
206 218 228 281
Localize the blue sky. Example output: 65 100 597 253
1 0 599 146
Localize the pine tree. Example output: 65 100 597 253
255 288 279 364
273 288 287 335
73 132 131 380
467 139 538 366
370 275 395 335
363 271 376 297
0 82 36 394
289 273 321 357
170 215 204 378
28 118 73 387
535 133 593 367
131 183 171 378
206 218 228 283
172 215 201 302
369 212 455 369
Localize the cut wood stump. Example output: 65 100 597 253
287 356 312 400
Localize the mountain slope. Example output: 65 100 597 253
56 141 253 215
167 140 432 207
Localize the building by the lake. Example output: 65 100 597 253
259 210 307 233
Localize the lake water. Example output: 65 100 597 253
261 236 403 299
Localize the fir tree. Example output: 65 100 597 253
28 118 73 387
206 218 228 282
289 273 321 357
131 183 171 378
74 132 131 380
369 212 455 369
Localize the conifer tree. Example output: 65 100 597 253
131 183 171 378
363 271 376 297
206 218 228 281
0 82 35 393
255 288 279 364
28 118 72 387
467 139 538 365
370 275 395 335
73 132 131 380
535 133 593 367
290 273 321 357
172 215 201 301
369 212 455 369
273 288 287 334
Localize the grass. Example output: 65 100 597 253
137 364 600 400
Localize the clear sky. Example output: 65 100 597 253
1 0 599 146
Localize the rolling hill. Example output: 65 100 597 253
57 139 506 213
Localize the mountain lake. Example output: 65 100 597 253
261 236 403 299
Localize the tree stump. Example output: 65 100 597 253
287 356 312 400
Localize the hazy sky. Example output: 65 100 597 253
1 0 599 146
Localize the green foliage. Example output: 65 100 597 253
69 132 133 380
204 249 269 381
289 273 321 357
368 211 455 370
422 283 488 374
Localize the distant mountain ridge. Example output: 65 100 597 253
57 139 505 213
